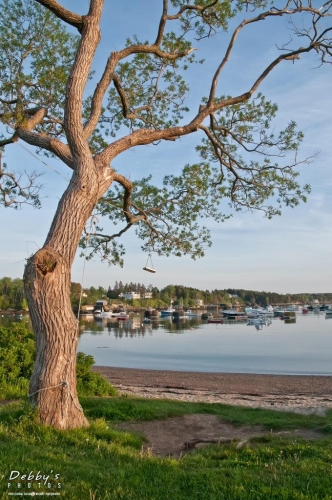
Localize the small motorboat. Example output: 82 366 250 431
185 310 200 317
161 301 175 317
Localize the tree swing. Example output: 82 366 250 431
143 253 156 273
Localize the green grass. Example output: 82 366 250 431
82 396 332 432
1 397 332 499
0 378 29 400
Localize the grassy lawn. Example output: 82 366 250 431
1 396 332 499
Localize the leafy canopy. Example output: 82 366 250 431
0 0 331 262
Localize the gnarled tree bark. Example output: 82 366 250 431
24 157 110 429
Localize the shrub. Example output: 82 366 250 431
0 323 35 383
0 324 117 397
76 352 117 397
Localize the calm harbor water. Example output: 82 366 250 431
78 312 332 375
2 312 331 375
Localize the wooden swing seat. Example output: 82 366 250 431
143 266 156 273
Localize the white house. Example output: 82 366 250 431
123 291 141 300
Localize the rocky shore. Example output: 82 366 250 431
93 366 332 416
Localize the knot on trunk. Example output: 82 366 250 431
35 249 58 276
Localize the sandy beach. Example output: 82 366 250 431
93 366 332 415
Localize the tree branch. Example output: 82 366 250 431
83 53 118 139
65 0 104 158
0 152 43 209
34 0 84 33
113 172 135 222
248 47 312 96
0 136 17 147
207 2 331 106
16 130 73 169
83 42 195 140
155 0 168 46
166 0 219 21
0 98 18 105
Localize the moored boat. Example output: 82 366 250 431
101 310 129 319
245 306 273 316
223 310 247 320
101 310 113 319
161 301 175 317
185 309 200 317
144 308 160 318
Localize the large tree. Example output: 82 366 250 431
0 0 331 428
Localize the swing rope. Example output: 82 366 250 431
77 212 98 319
143 253 156 273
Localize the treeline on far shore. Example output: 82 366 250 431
71 282 332 308
1 277 331 312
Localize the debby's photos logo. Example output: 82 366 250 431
7 470 62 492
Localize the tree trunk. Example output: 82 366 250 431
24 249 88 429
24 162 107 429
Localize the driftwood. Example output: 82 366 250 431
183 437 249 450
183 437 233 450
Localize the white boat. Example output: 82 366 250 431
100 310 129 319
100 310 113 319
223 309 238 316
273 307 285 316
185 310 200 317
112 310 129 318
223 310 247 319
245 306 273 316
284 304 302 312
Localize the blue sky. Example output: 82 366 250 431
1 1 331 294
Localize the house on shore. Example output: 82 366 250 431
122 291 153 300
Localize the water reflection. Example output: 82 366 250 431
77 312 332 374
80 311 299 338
79 315 203 338
1 312 330 374
247 317 272 331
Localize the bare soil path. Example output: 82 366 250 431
116 414 324 458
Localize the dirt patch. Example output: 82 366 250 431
116 414 323 458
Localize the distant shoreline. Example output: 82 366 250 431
93 366 332 415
